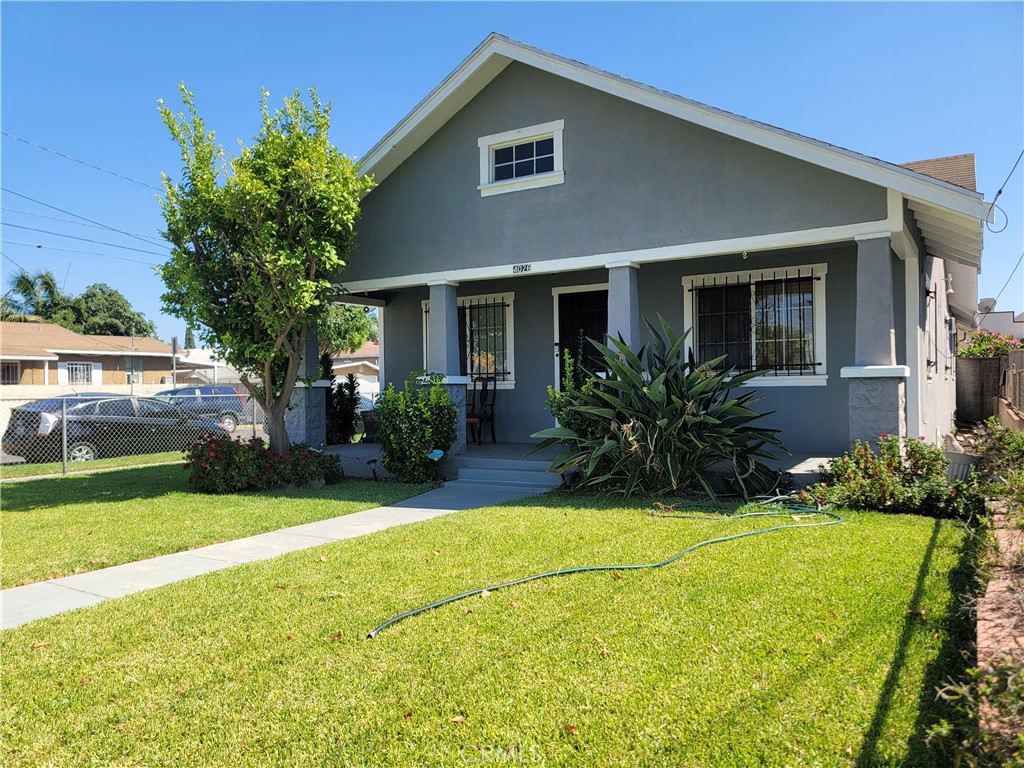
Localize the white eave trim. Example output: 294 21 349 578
344 217 890 293
359 33 991 224
0 354 57 361
44 348 178 358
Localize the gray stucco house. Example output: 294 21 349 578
336 33 991 458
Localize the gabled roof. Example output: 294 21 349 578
360 33 990 269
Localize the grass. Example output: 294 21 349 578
0 450 184 480
0 464 431 588
1 494 977 767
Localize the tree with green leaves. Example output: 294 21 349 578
50 283 157 337
158 84 374 455
184 326 196 349
2 270 157 337
318 302 373 355
2 268 62 321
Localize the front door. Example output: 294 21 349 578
556 289 608 389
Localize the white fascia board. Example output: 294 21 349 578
0 354 57 361
360 36 512 180
45 349 174 358
360 34 991 224
344 218 889 293
493 38 991 222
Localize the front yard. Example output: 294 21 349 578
1 464 430 588
1 489 976 766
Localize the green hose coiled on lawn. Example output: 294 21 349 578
366 494 841 639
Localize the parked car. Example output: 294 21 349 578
2 396 228 463
155 385 246 432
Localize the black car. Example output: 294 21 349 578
155 385 246 432
2 396 228 463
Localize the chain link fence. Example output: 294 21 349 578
1 392 268 473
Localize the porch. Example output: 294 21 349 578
326 440 828 489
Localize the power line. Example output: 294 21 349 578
0 249 29 272
1 131 164 191
1 206 166 243
986 147 1024 224
978 248 1024 323
1 188 170 249
1 223 169 257
1 241 159 266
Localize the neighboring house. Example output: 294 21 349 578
0 321 188 387
979 310 1024 340
334 34 991 456
177 347 243 385
331 341 380 396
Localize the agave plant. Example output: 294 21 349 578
529 315 787 501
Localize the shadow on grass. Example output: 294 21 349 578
854 517 980 767
1 462 428 512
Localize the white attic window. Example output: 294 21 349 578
477 120 564 197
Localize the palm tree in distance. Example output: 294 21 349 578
1 268 63 322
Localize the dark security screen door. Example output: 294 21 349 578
557 289 608 389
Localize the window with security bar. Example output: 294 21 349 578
421 293 515 383
689 268 822 376
1 361 20 385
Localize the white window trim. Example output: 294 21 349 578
1 360 20 386
478 119 564 197
681 263 828 386
421 292 516 388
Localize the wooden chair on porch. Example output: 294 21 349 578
466 376 497 446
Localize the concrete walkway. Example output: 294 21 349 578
1 481 545 631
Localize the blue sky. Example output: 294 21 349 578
2 1 1022 342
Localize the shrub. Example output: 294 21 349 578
976 417 1024 505
927 657 1024 767
958 330 1023 358
807 434 983 519
530 316 785 501
321 355 359 445
376 372 457 483
184 435 343 493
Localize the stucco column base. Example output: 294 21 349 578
285 385 328 450
440 382 468 456
848 378 907 446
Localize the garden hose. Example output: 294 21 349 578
366 494 842 639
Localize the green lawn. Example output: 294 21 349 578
1 464 431 588
0 450 184 480
1 494 976 767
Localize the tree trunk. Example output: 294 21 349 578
266 398 290 456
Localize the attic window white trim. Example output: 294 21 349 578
478 119 564 197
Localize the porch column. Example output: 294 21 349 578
285 326 328 449
427 280 468 456
607 261 640 350
427 281 461 376
841 235 908 444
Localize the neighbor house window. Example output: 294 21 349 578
422 293 516 386
478 120 564 197
683 265 827 385
66 362 92 385
1 361 20 385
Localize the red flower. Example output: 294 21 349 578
880 433 889 438
209 451 216 457
950 488 958 496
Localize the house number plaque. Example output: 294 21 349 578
512 264 532 274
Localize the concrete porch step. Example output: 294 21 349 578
455 466 563 490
